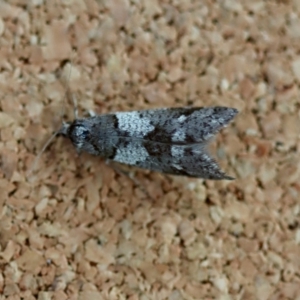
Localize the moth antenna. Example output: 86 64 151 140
61 50 77 121
71 93 78 119
26 130 59 179
27 51 77 178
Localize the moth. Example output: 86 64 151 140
58 106 238 180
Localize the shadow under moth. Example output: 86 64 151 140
58 106 238 180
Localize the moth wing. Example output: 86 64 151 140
136 106 238 144
112 139 234 180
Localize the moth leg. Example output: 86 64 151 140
105 159 152 199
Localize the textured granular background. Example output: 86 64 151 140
0 1 300 299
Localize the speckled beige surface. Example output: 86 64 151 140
0 1 300 299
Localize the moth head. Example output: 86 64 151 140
58 120 90 150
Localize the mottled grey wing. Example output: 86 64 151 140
111 106 238 179
112 139 233 180
114 107 238 144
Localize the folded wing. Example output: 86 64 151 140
111 106 238 179
114 106 237 144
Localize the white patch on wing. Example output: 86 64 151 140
171 145 185 157
114 143 149 165
177 115 187 123
172 129 186 142
116 111 155 137
173 164 183 170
